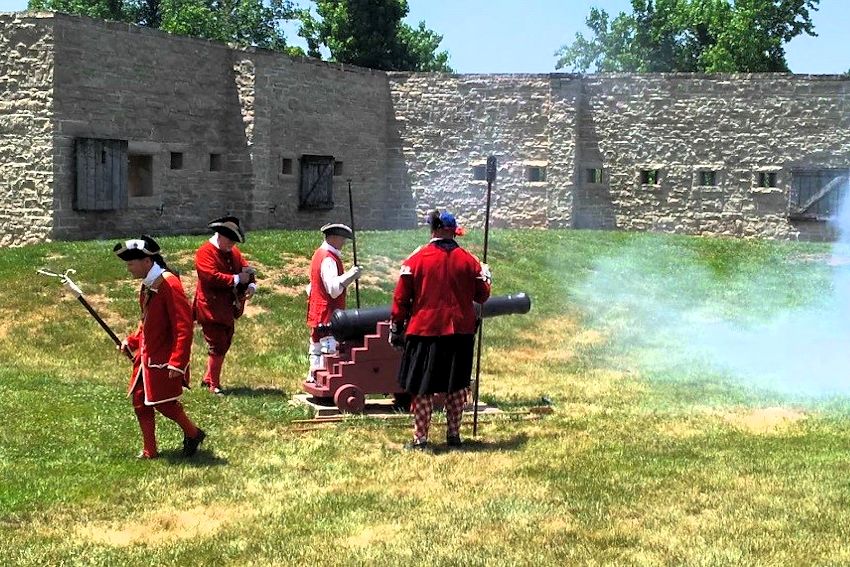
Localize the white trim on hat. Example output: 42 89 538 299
320 223 353 238
115 239 156 256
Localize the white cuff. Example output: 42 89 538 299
233 274 240 287
166 365 185 374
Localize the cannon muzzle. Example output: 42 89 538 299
317 292 532 342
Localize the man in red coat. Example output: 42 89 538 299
193 216 256 395
390 211 491 451
306 223 362 380
115 235 206 459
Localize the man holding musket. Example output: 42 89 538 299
193 216 256 395
306 223 362 380
390 210 492 451
115 235 206 459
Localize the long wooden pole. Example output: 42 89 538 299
347 179 361 309
472 156 496 437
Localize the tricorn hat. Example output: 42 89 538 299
208 216 245 243
321 223 353 239
113 235 161 261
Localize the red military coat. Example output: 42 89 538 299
193 239 248 327
391 239 491 336
125 272 193 405
307 245 346 328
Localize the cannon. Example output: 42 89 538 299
302 293 532 413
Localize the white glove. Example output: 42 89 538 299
341 265 362 288
479 263 492 284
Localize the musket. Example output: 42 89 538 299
37 268 133 360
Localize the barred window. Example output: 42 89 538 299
698 170 717 186
640 169 660 185
758 171 777 188
586 168 604 184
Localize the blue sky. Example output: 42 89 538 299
1 0 847 74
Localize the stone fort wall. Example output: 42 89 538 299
0 13 53 247
388 72 850 240
1 12 849 246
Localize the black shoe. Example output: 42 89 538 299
446 435 463 447
403 439 431 453
183 429 206 457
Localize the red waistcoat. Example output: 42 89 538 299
307 246 346 328
193 240 248 327
391 240 491 336
125 272 193 405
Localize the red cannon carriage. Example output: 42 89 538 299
302 293 531 412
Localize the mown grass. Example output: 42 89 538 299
2 229 849 565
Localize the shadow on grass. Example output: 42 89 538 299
220 386 288 398
160 449 229 467
430 433 530 455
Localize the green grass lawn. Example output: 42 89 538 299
2 229 849 566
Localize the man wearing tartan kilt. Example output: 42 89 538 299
390 210 492 451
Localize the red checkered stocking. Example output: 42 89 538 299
445 388 467 437
411 394 433 443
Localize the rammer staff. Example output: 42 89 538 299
348 178 361 308
473 155 497 437
37 268 133 360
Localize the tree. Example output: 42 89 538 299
555 0 820 73
28 0 303 53
298 0 452 72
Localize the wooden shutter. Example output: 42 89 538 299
299 155 335 210
74 138 129 211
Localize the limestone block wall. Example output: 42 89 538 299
4 12 850 246
547 77 581 228
387 73 555 229
0 13 54 247
50 14 253 241
580 74 850 239
246 53 413 231
47 13 413 243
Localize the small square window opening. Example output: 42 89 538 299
586 168 604 184
526 166 547 182
640 169 660 185
698 170 717 186
758 171 777 188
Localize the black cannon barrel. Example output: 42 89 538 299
317 292 532 342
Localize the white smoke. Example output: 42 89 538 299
576 176 850 397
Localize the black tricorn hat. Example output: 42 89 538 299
208 216 245 243
320 223 353 239
113 235 161 261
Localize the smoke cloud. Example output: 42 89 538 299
576 177 850 398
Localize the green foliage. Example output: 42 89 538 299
28 0 126 20
27 0 304 53
298 0 452 71
556 0 820 73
